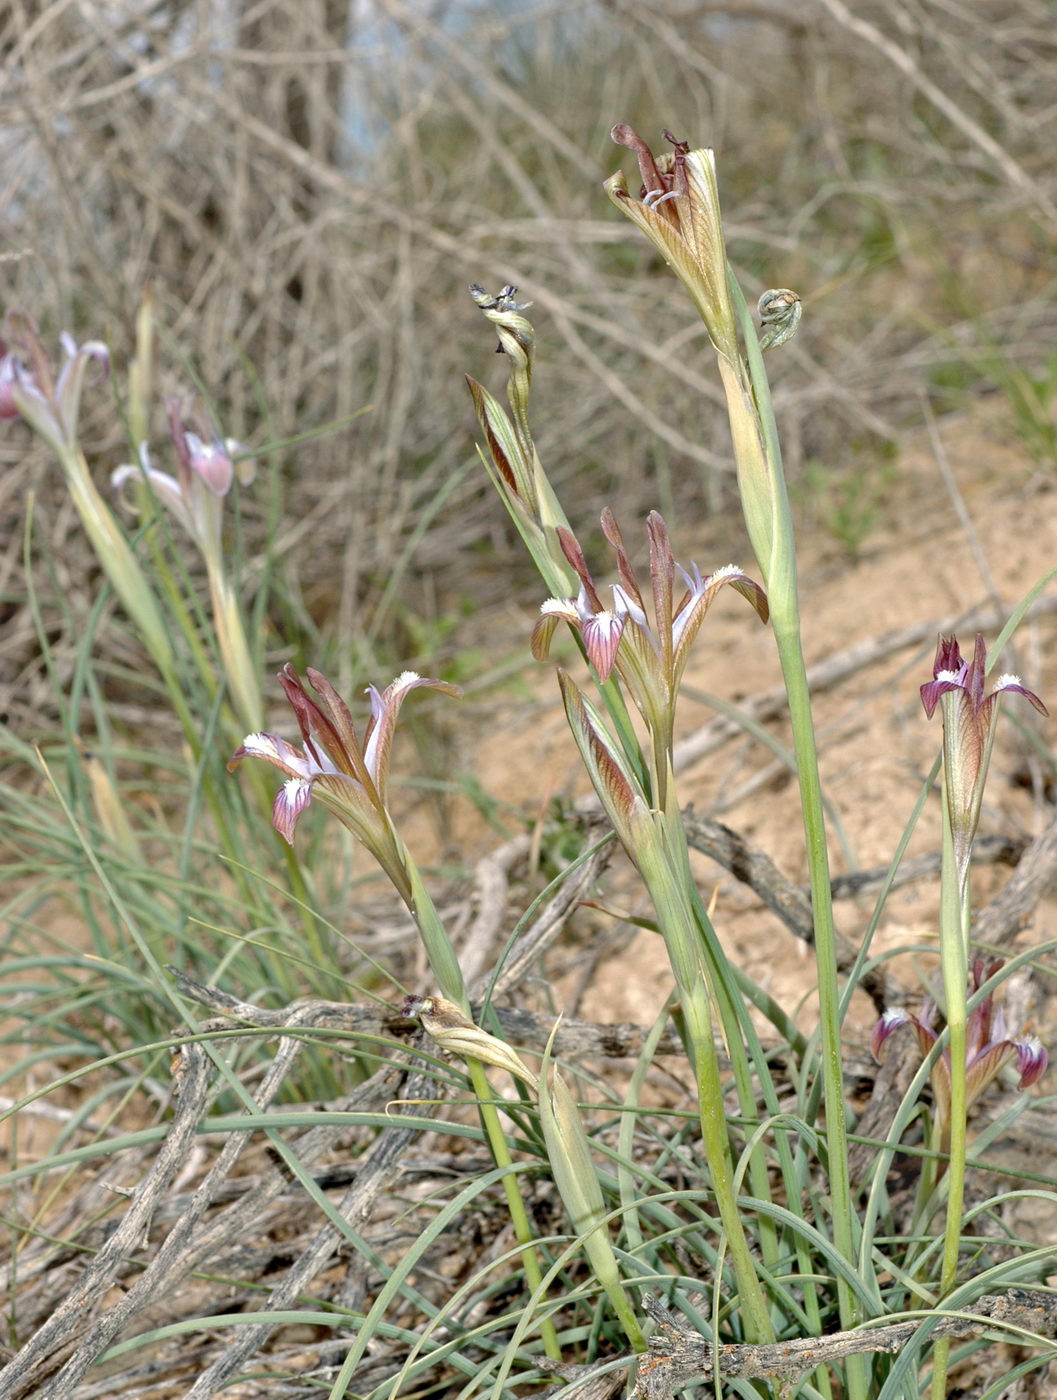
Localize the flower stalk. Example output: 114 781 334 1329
555 666 774 1341
466 283 575 598
606 125 862 1377
113 396 263 734
916 635 1046 1399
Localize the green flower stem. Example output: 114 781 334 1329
404 855 561 1360
207 565 263 736
722 274 864 1393
62 449 180 692
636 820 774 1344
656 803 781 1274
772 612 862 1340
930 802 970 1400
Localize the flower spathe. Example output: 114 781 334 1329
921 633 1047 889
230 665 460 901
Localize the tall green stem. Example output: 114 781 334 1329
405 857 561 1359
771 605 866 1398
930 801 970 1399
723 278 865 1395
637 821 774 1343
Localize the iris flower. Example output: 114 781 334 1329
872 959 1047 1129
604 126 737 361
230 665 459 902
112 398 254 560
921 634 1046 888
533 510 766 774
0 311 109 454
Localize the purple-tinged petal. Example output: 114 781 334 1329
600 508 644 610
920 676 963 719
306 668 363 773
921 634 967 718
610 124 670 202
962 633 988 712
279 664 354 776
532 601 575 661
870 1008 911 1062
967 957 1003 1060
272 776 314 844
0 348 26 419
611 583 648 631
1013 1034 1047 1087
871 1006 940 1070
706 563 769 624
362 671 461 801
557 527 605 613
993 673 1049 716
228 730 318 781
580 609 625 682
965 1040 1019 1105
646 511 676 675
111 449 199 541
184 431 234 495
165 397 194 484
54 337 110 444
668 562 767 694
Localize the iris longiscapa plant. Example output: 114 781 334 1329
920 633 1047 1399
530 507 776 1344
232 670 568 1366
603 123 865 1374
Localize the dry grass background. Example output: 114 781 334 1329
4 4 1057 1397
3 0 1057 734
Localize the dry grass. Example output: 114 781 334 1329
3 0 1057 723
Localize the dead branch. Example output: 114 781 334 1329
541 1290 1057 1398
0 1044 212 1400
169 965 690 1060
